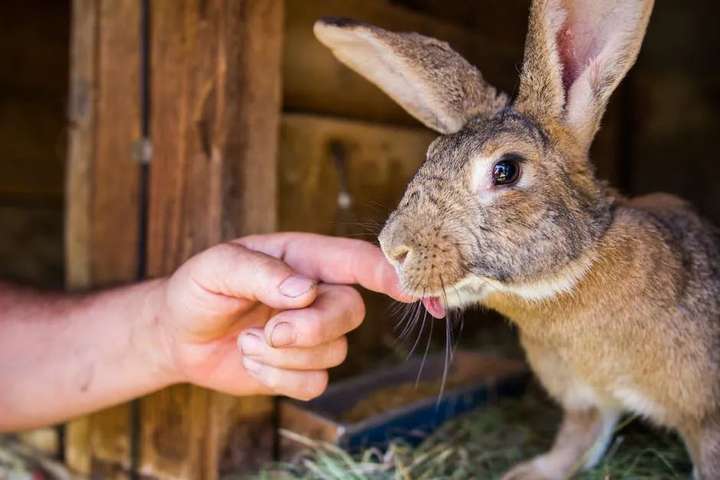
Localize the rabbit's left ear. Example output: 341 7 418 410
314 18 508 135
517 0 654 149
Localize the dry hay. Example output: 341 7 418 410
245 389 691 480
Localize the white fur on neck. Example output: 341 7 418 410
446 253 595 308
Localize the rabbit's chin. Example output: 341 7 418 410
412 277 493 313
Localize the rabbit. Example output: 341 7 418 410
314 1 720 479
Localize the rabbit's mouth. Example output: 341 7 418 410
421 296 446 319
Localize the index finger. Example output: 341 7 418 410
235 233 413 302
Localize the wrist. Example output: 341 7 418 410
136 278 185 387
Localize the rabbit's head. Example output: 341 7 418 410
315 0 653 316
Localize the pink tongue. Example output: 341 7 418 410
422 296 446 319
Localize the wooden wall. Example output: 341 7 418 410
0 0 719 477
63 1 284 479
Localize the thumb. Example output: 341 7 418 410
192 243 318 310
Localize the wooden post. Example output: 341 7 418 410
139 1 283 479
65 0 142 477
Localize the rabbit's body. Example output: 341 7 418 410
492 195 720 478
489 195 720 428
315 0 720 477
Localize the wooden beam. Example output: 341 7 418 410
139 1 283 478
64 0 141 476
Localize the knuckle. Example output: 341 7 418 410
340 287 365 328
301 312 325 345
353 296 366 325
253 252 282 275
260 367 281 390
211 242 244 262
299 371 328 401
336 285 364 316
207 243 249 277
328 338 348 367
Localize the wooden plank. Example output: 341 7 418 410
283 0 524 125
62 0 98 472
278 113 434 375
64 0 141 476
140 1 283 478
278 113 433 235
65 0 98 294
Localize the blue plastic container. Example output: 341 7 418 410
280 351 529 451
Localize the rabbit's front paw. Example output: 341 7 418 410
500 459 560 480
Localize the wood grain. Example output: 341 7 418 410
140 1 282 478
278 113 433 235
64 0 141 476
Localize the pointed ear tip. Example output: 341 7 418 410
316 16 362 28
313 17 362 43
314 17 364 34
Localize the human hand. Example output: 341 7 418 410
152 233 409 400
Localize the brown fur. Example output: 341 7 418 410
315 1 720 478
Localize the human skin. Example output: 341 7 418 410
0 233 410 431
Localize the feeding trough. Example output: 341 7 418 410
280 351 529 453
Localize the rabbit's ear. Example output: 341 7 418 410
314 18 508 134
516 0 653 148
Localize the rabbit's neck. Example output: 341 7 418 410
481 206 651 338
482 253 597 304
481 241 618 331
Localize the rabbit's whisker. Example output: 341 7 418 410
416 307 434 387
437 275 451 404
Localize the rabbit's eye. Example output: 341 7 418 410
492 156 521 186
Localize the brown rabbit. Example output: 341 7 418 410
315 1 720 479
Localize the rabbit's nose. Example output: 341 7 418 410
390 245 411 266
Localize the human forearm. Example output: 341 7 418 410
0 280 176 431
0 234 407 431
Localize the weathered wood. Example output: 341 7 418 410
283 0 524 126
65 0 98 294
279 113 433 235
62 0 98 472
64 0 142 476
140 1 283 478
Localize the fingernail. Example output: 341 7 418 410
270 322 295 347
238 331 263 356
279 275 316 298
243 357 262 375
